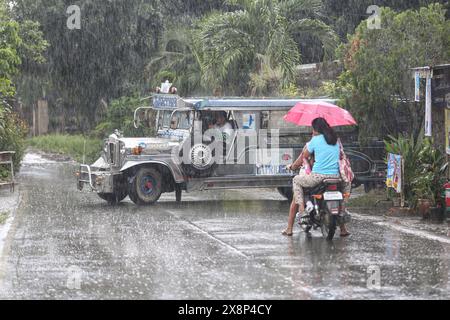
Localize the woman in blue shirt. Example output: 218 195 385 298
282 117 351 237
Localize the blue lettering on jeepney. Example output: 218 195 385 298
153 95 178 108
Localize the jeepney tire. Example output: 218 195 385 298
278 187 293 202
98 191 128 205
181 163 216 178
128 167 162 205
175 185 182 202
179 141 217 178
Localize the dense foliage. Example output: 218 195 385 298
385 135 447 207
0 0 47 171
94 95 155 138
12 0 164 130
334 4 450 141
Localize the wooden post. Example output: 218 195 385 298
32 104 36 137
400 157 405 208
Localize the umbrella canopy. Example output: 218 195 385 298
283 101 357 127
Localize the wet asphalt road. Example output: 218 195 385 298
0 157 449 300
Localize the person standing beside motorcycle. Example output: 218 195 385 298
282 117 351 237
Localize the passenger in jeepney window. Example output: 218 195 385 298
208 111 234 141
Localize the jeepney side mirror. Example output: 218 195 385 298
134 118 140 129
134 109 145 129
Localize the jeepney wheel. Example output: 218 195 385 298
278 187 293 202
128 167 162 205
98 191 128 205
175 185 182 202
179 141 217 178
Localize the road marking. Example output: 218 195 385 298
166 210 249 259
165 209 316 299
350 211 450 245
374 222 450 245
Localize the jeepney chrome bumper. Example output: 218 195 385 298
76 164 114 193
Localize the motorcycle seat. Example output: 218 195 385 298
322 178 343 185
303 179 343 195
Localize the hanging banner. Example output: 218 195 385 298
386 153 402 194
425 76 432 137
415 72 421 102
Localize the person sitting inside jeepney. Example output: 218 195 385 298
282 117 351 237
208 111 234 142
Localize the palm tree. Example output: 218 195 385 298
146 25 204 96
194 0 339 95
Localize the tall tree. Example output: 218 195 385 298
335 3 450 141
0 0 47 169
322 0 449 40
12 0 164 130
193 0 338 96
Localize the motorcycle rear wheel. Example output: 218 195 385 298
321 210 337 240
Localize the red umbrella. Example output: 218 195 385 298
284 101 357 127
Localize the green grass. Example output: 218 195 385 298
27 134 102 164
347 190 389 208
0 211 8 225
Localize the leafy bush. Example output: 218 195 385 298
385 135 447 208
412 139 447 206
94 96 155 138
0 106 28 172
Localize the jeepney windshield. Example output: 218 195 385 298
158 111 172 129
158 110 191 130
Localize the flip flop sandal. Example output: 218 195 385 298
282 230 293 237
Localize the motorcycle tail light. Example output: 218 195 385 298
327 185 338 191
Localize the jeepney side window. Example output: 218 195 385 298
177 111 192 130
261 111 269 129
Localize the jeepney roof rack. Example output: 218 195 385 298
152 94 337 111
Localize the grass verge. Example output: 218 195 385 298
0 211 8 225
347 189 389 208
27 134 102 164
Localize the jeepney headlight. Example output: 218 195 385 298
120 141 126 155
95 175 105 185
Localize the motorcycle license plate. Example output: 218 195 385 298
324 191 343 201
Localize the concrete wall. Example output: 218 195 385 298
35 99 49 136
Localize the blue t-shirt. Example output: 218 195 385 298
307 134 339 175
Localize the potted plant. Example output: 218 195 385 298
413 140 447 220
412 173 434 218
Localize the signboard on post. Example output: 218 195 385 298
415 72 421 102
425 76 432 137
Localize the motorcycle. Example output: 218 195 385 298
296 178 351 240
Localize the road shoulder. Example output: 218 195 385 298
0 188 20 260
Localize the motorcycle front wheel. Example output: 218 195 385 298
320 210 337 240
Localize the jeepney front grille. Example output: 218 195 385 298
108 142 116 165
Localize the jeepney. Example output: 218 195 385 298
76 94 386 204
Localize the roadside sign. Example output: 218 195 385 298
425 76 432 137
415 72 421 102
